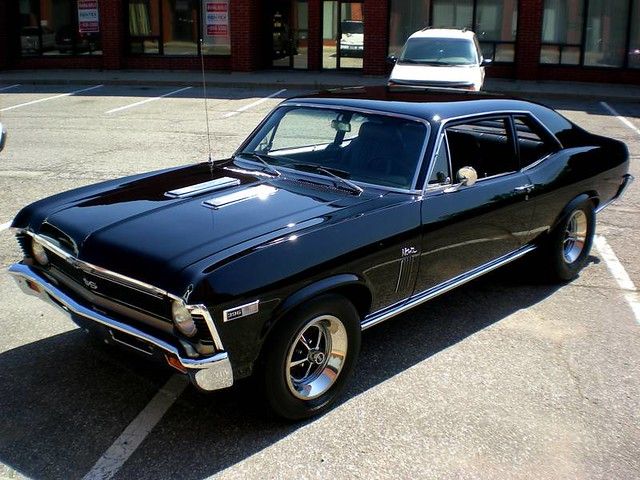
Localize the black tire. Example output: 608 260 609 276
261 294 361 420
543 201 595 281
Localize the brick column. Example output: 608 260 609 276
101 0 124 69
363 0 389 75
515 0 544 80
230 0 263 71
0 0 8 70
307 0 322 70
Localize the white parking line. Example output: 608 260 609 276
223 89 287 118
82 375 188 480
0 84 20 92
0 84 104 112
600 101 640 136
105 86 193 114
0 221 11 231
594 235 640 324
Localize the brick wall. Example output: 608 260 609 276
230 0 263 71
307 0 322 70
0 0 8 70
515 0 543 80
363 0 389 75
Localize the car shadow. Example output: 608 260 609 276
0 260 565 479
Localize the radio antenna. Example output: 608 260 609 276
200 37 213 166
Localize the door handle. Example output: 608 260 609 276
514 184 534 193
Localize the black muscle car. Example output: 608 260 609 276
8 87 632 419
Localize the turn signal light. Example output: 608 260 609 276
165 354 188 374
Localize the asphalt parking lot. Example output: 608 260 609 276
0 83 638 480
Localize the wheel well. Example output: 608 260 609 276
325 284 373 319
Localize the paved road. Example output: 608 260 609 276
0 84 638 480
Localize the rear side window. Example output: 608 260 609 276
445 117 517 179
514 116 557 168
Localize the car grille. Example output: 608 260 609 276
47 252 174 320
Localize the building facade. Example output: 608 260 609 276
1 0 639 84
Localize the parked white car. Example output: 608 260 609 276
388 29 490 91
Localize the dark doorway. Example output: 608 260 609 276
271 0 309 69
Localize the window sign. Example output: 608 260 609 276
78 0 100 33
203 0 231 54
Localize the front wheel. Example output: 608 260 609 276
262 294 361 420
543 201 595 281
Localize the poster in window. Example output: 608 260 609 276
78 0 100 33
203 0 230 54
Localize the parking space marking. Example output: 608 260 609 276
0 84 104 112
595 235 640 324
0 221 11 231
105 86 193 114
600 101 640 136
0 84 20 92
82 375 188 480
222 88 287 118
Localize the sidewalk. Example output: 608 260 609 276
1 68 639 101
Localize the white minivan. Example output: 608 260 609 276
388 28 490 91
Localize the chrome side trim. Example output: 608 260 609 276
203 185 277 209
165 177 240 198
595 174 634 213
361 244 537 330
8 263 233 391
16 229 225 350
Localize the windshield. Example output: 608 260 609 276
240 106 428 190
399 37 479 65
341 21 363 35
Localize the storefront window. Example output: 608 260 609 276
475 0 517 62
19 0 102 56
583 0 627 67
541 0 636 68
388 0 517 62
630 0 640 68
388 0 428 55
127 0 230 55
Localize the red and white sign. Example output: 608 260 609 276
205 2 228 37
78 0 99 33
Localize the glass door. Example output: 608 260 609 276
323 0 364 69
272 0 309 69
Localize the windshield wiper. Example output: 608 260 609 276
236 152 281 177
292 163 363 195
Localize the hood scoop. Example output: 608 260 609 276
165 176 240 198
203 185 277 209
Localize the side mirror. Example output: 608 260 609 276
387 54 398 65
481 58 493 67
444 166 478 193
457 166 478 186
0 123 6 153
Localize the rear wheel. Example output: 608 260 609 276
262 294 361 420
543 201 595 281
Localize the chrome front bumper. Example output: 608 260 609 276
8 263 234 392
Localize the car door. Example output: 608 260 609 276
414 115 536 292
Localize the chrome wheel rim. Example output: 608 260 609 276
285 314 348 400
563 210 588 264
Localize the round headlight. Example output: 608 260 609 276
32 240 49 266
172 301 197 337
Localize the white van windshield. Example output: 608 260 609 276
399 37 478 66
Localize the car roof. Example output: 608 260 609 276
408 28 476 40
284 86 544 124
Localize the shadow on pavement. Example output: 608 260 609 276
0 260 564 480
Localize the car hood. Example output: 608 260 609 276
20 162 383 291
390 63 482 86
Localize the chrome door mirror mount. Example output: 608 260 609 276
444 166 478 193
0 123 6 153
